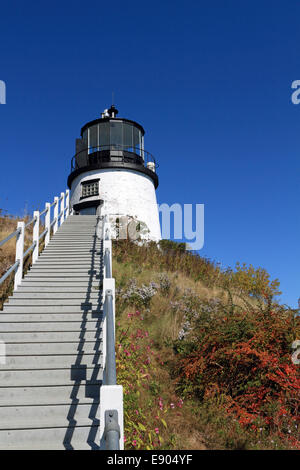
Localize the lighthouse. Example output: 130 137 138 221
68 105 161 242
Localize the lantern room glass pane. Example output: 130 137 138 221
99 122 109 149
82 129 88 146
89 125 98 150
123 122 133 149
110 121 122 149
133 126 140 151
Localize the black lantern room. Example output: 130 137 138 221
67 105 158 189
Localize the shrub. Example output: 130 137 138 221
159 239 186 253
117 278 158 309
173 292 300 448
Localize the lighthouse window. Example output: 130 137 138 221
110 121 122 149
81 180 99 198
123 122 133 149
99 122 109 149
133 127 140 151
82 129 88 146
89 125 98 152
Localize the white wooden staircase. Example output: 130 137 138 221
0 215 104 449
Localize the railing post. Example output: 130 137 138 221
106 289 117 385
102 278 116 381
60 192 65 225
65 189 70 218
32 211 40 264
104 243 112 279
53 197 58 234
45 203 51 247
14 221 24 290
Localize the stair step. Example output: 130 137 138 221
33 260 100 265
0 330 102 342
0 353 101 369
38 255 101 259
0 403 100 430
0 320 102 332
40 250 100 254
46 238 98 240
31 266 101 271
24 274 100 280
34 260 101 265
10 292 101 299
30 267 102 272
0 313 102 322
42 247 101 251
47 245 100 249
0 425 100 449
49 239 99 242
56 233 97 237
58 226 97 228
51 239 100 242
2 341 102 355
58 229 97 231
37 258 101 263
39 254 101 257
37 257 100 262
14 286 101 292
27 269 100 274
48 244 98 248
0 366 102 386
3 305 102 313
57 230 97 232
42 251 100 255
0 383 99 406
6 299 102 306
18 281 101 288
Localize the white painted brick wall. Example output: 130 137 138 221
70 169 161 241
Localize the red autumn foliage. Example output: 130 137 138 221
174 300 300 448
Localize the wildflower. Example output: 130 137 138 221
158 397 164 410
170 403 175 409
154 428 159 434
132 440 137 446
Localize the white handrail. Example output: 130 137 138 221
99 215 124 450
0 189 71 290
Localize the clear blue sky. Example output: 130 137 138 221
0 1 299 307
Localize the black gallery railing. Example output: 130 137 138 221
71 145 158 173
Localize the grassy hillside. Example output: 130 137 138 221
113 239 300 450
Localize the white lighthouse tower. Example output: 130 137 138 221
68 105 161 242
